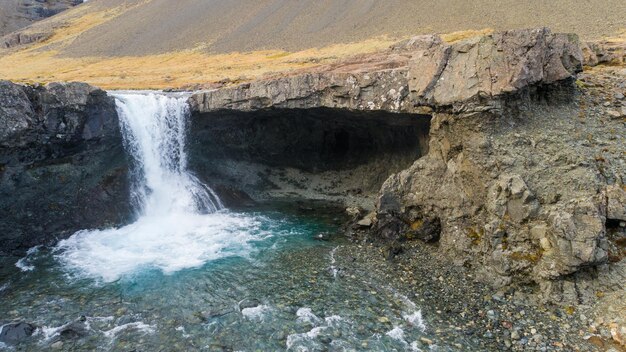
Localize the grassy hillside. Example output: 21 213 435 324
0 0 624 89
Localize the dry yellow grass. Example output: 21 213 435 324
0 38 397 90
0 2 398 90
440 28 494 43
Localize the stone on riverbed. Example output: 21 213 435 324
0 322 36 345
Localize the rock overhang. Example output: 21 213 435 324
189 28 584 116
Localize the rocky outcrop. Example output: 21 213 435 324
194 27 622 303
0 80 129 255
407 28 583 111
581 40 626 67
373 64 626 303
191 28 583 115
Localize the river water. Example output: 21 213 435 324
1 92 439 351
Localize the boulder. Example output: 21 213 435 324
0 322 36 345
607 185 626 221
408 28 583 109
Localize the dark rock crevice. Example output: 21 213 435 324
189 108 431 208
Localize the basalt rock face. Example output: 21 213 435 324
0 80 130 255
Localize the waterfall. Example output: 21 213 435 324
113 92 222 216
55 92 264 283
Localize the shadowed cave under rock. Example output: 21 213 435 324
188 108 432 208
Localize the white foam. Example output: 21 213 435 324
410 341 425 352
53 92 276 281
15 245 41 272
55 212 270 282
241 305 272 321
286 327 326 350
324 315 343 325
175 326 191 338
295 308 322 325
403 310 426 332
15 258 34 272
35 322 72 341
386 326 405 341
103 322 155 339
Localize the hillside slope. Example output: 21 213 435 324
0 0 82 36
0 0 624 89
35 0 626 56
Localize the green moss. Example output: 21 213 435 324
575 79 586 89
509 249 543 264
467 227 484 246
410 220 424 231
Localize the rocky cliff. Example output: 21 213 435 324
0 80 129 255
191 28 626 305
0 27 623 309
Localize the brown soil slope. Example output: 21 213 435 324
0 0 624 89
0 0 82 36
54 0 626 56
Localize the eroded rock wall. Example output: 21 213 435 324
373 70 626 303
0 80 129 255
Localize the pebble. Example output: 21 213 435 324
511 330 521 340
51 341 63 349
615 92 625 100
420 337 434 345
606 109 625 118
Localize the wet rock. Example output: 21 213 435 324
0 80 130 255
58 320 89 340
0 322 36 345
373 214 408 242
382 242 403 260
607 110 623 119
345 207 364 219
238 298 261 310
51 341 63 349
213 185 255 208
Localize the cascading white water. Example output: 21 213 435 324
114 92 222 216
55 92 268 282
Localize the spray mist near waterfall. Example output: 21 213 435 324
55 92 269 282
